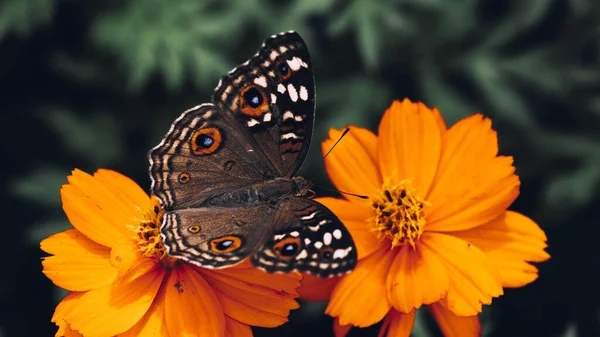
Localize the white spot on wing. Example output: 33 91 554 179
294 115 303 122
290 231 300 237
274 234 286 241
270 94 277 104
323 232 332 245
263 112 272 122
299 86 308 101
333 229 342 240
295 249 308 260
283 111 294 120
314 241 323 249
304 238 311 245
254 76 268 88
247 119 260 127
287 84 298 102
281 133 301 140
287 58 302 71
278 84 286 93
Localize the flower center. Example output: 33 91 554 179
131 198 178 268
370 180 428 249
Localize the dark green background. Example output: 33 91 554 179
2 0 599 336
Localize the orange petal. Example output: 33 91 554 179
225 316 253 337
378 309 415 337
298 273 340 301
164 265 225 337
60 266 164 337
426 115 519 232
453 211 549 287
61 169 147 247
428 303 481 337
202 265 300 327
316 197 379 259
322 127 382 197
327 247 394 327
119 283 168 337
41 229 117 292
377 99 443 197
94 169 152 211
333 317 352 337
422 233 503 316
315 197 372 221
110 238 157 286
386 244 449 313
52 292 84 337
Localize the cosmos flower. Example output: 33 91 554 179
42 169 300 337
300 99 550 336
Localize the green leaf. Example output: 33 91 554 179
41 107 123 166
0 0 54 40
11 166 67 207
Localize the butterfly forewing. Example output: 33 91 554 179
148 104 278 209
213 31 315 177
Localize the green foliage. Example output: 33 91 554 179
0 0 53 39
3 0 600 336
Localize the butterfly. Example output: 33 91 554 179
148 31 357 278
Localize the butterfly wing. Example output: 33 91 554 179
148 104 280 209
251 197 357 278
212 31 315 177
161 204 275 268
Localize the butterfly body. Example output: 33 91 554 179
149 31 356 277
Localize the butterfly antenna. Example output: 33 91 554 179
319 127 368 199
323 127 350 159
317 186 368 199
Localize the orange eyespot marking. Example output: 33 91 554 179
277 61 292 80
209 235 243 253
190 127 221 155
188 225 201 234
272 237 302 259
239 85 269 117
178 172 191 184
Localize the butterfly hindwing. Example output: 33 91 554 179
213 31 315 177
161 205 275 268
251 198 357 278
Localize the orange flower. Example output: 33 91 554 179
300 99 550 336
42 169 300 337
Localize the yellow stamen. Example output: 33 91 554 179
129 197 178 268
370 180 428 249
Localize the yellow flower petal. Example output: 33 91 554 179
422 233 503 316
61 169 144 247
225 316 253 337
41 229 117 292
386 244 449 313
428 303 481 337
453 211 549 287
61 266 164 337
379 309 415 337
110 238 156 286
426 115 519 231
327 247 394 327
377 99 443 197
164 265 225 337
322 127 382 196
